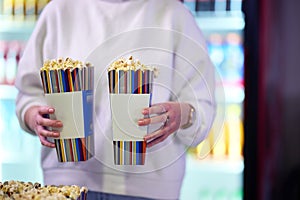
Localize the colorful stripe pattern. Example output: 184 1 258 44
40 66 94 162
40 67 94 93
108 69 153 94
54 136 93 162
108 69 154 165
113 141 147 165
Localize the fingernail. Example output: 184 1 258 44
138 120 144 125
142 109 148 115
56 122 63 127
49 108 54 113
53 132 60 137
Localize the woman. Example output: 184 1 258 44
15 0 216 199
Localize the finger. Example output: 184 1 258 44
36 116 63 128
138 113 168 126
39 135 56 148
144 129 164 142
36 125 60 138
144 121 177 142
142 104 168 115
144 125 171 141
38 107 55 115
147 133 170 148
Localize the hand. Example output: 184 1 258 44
138 102 191 147
25 106 63 148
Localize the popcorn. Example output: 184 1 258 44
107 56 158 76
41 57 92 70
0 181 88 200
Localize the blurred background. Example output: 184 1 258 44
0 0 300 199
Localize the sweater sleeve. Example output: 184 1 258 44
171 4 216 147
15 4 52 134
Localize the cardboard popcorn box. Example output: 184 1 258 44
108 56 156 165
40 58 94 162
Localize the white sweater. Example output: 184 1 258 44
15 0 216 199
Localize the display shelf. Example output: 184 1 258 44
0 11 245 40
0 15 36 41
195 11 245 36
180 155 244 200
0 85 18 99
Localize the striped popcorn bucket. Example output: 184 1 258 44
108 69 154 165
40 64 94 162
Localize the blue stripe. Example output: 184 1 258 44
131 70 135 94
75 138 81 161
136 141 140 164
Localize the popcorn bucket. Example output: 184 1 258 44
40 58 94 162
108 57 155 165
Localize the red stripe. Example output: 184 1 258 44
81 138 87 160
73 69 78 91
68 139 74 161
142 141 146 164
130 141 132 165
143 71 147 94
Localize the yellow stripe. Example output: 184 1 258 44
68 70 74 91
116 70 119 94
72 139 78 161
139 70 142 94
60 140 66 162
120 141 123 164
133 142 136 165
46 69 52 93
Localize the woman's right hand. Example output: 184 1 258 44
25 106 63 148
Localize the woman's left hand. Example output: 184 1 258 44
138 102 191 147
